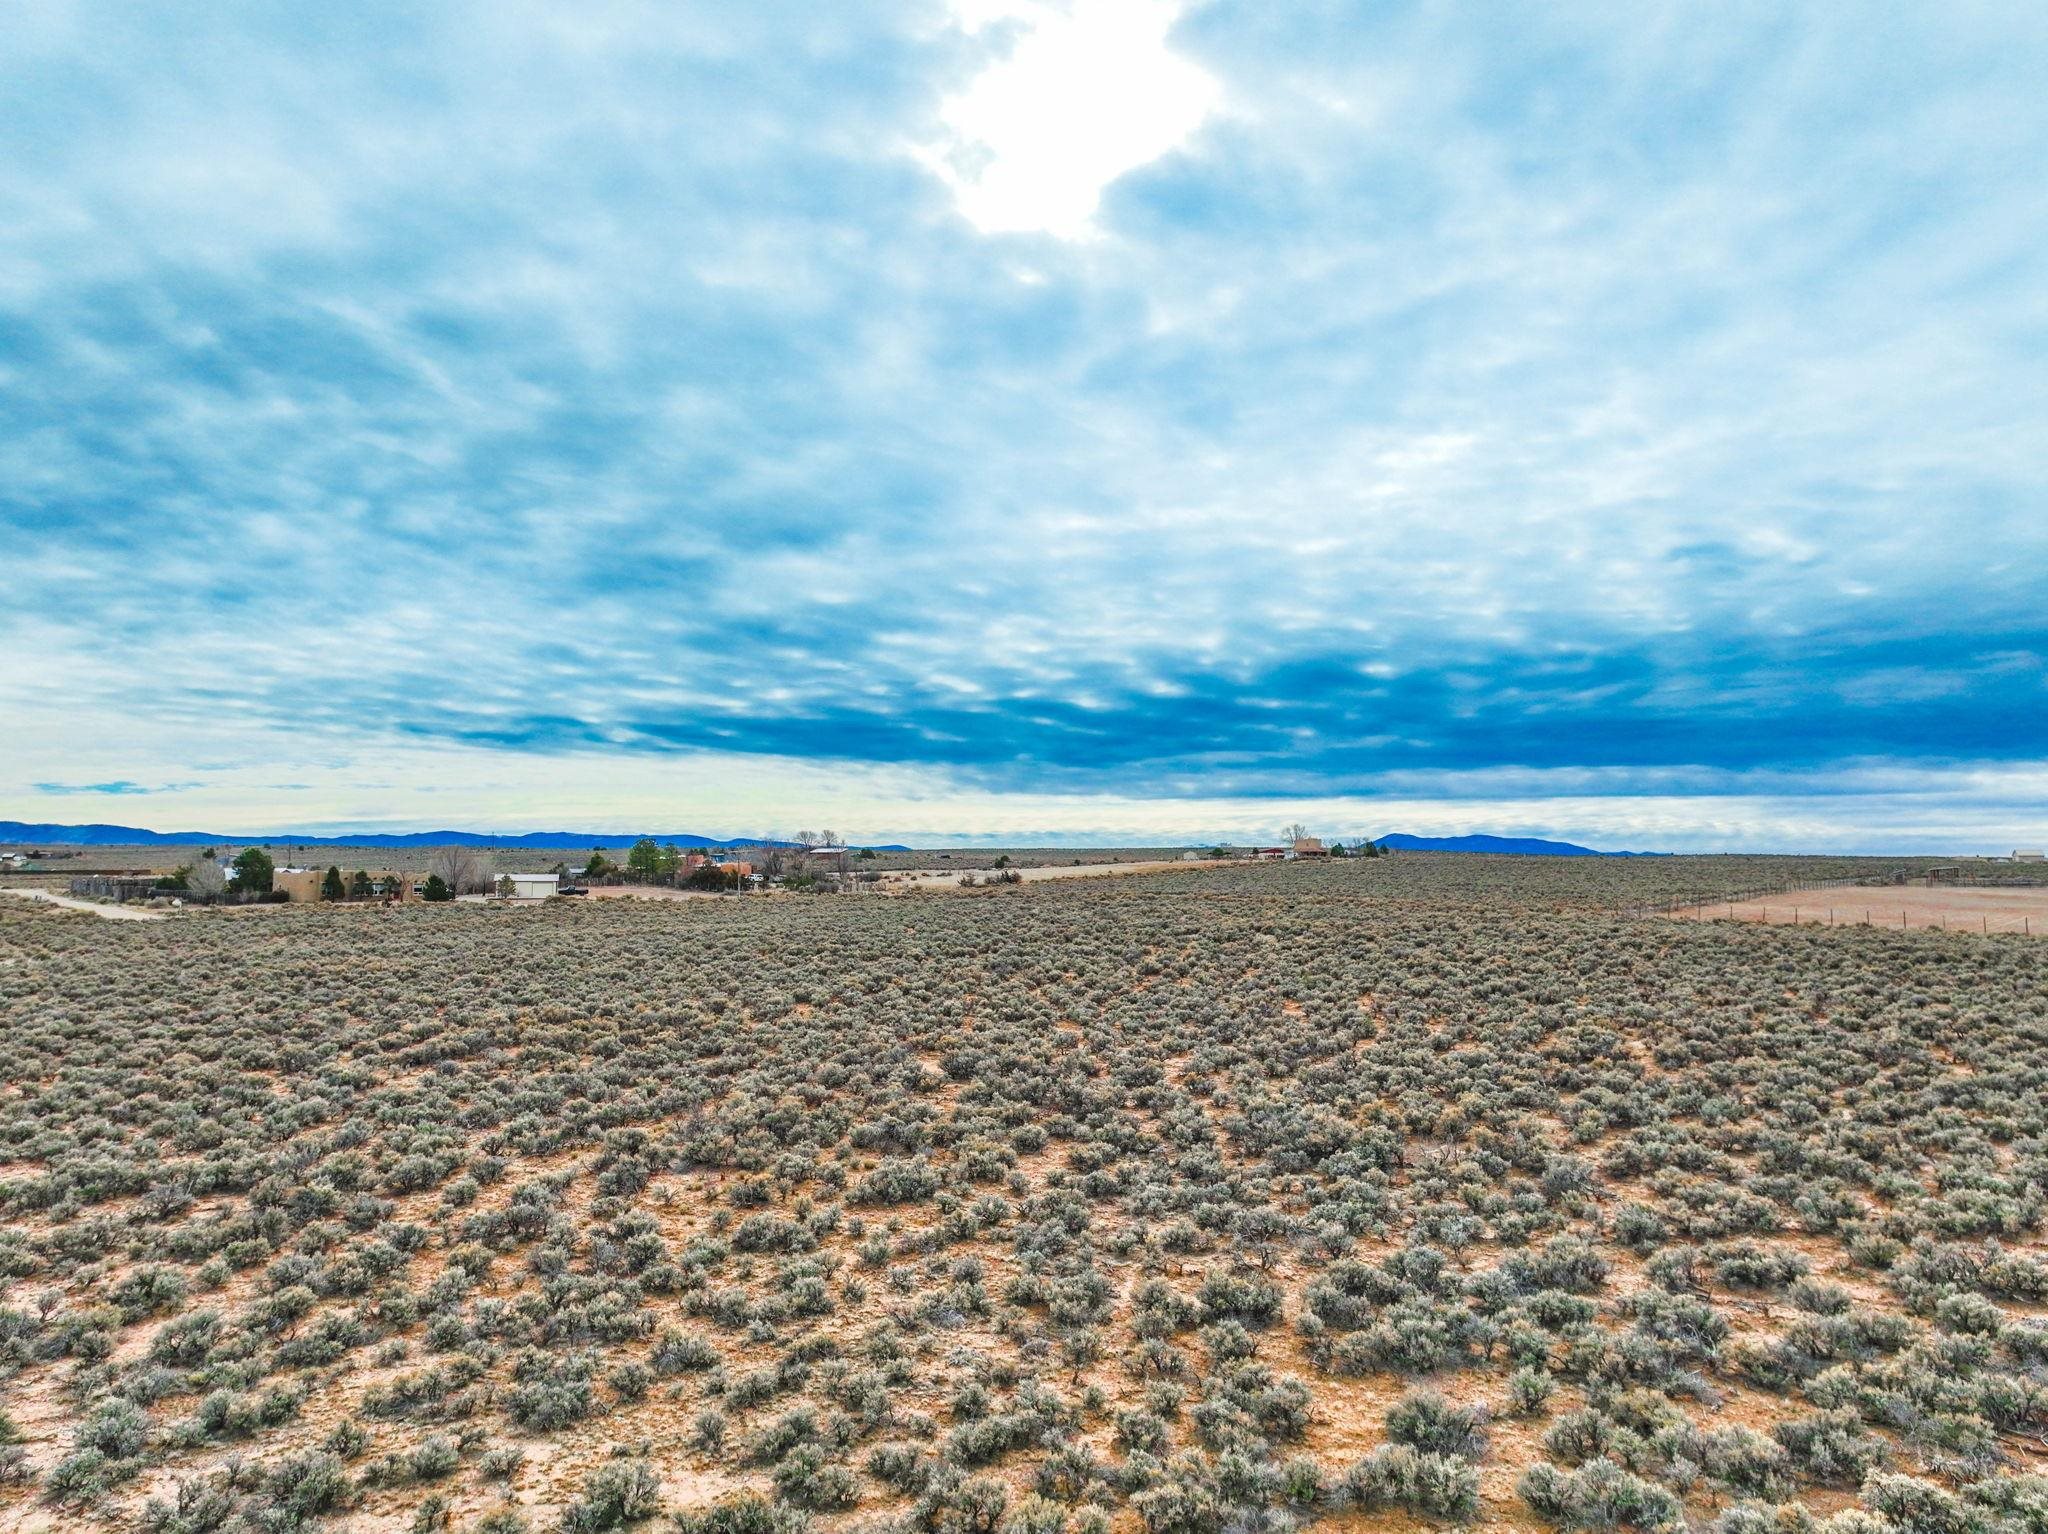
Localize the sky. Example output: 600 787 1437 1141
3 1 2046 851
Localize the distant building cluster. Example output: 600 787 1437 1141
1248 837 1331 860
50 838 870 908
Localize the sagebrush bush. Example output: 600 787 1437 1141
2 853 2043 1532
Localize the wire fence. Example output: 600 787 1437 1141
1632 877 2042 935
1627 877 1864 918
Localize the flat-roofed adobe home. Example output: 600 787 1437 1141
1292 836 1330 857
274 868 419 902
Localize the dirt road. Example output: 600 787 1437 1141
3 889 165 922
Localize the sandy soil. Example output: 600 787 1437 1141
882 857 1232 890
1 888 165 921
579 885 728 902
1670 883 2048 934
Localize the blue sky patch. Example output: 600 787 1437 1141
2 2 2044 848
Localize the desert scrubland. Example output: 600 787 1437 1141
1 855 2045 1534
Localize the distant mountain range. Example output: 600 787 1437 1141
2 818 1657 858
0 821 911 852
1374 832 1666 857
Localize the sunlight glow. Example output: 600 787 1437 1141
921 0 1218 238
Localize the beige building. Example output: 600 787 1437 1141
274 867 419 903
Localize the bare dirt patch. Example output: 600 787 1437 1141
883 858 1231 891
580 885 729 902
1669 883 2048 934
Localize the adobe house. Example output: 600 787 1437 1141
274 868 419 902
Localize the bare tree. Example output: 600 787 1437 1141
185 858 227 900
429 845 492 895
1284 822 1310 844
820 829 840 848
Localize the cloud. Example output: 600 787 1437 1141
917 0 1219 237
1 2 2045 848
30 780 203 797
11 722 2048 854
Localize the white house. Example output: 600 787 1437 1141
2017 850 2046 864
504 873 560 900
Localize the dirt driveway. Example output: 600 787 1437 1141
3 888 165 922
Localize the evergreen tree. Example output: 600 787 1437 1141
422 874 453 901
349 870 374 900
626 838 663 882
321 865 345 901
230 847 275 894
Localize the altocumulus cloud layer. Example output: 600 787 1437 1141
3 1 2046 849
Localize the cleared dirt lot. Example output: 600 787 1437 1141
1671 883 2048 934
882 856 1231 890
579 884 727 902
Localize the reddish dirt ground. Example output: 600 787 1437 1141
1669 884 2048 934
